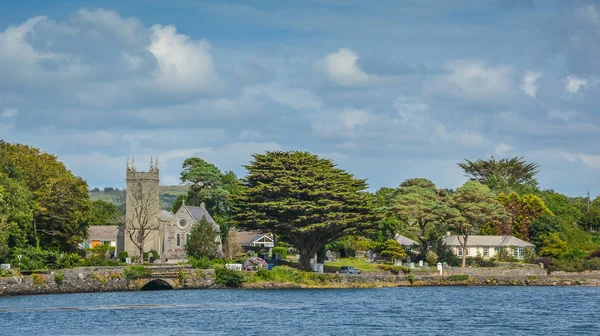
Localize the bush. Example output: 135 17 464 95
243 257 268 271
54 271 65 284
10 248 81 270
426 251 438 265
0 268 13 277
523 247 538 264
468 257 496 267
272 247 288 259
547 257 600 273
407 273 414 285
78 255 122 267
447 275 469 281
495 248 513 262
123 265 152 280
32 273 45 285
119 251 128 262
215 267 245 288
188 256 211 269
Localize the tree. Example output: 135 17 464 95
234 151 378 270
540 190 583 221
185 216 220 259
0 172 35 251
458 157 539 188
378 239 407 262
222 228 243 260
125 181 160 263
450 181 508 267
90 200 122 226
391 179 457 255
180 157 222 206
496 193 553 239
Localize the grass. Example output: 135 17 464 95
324 258 386 273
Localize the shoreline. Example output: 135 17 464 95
2 265 600 296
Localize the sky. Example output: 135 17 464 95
0 0 599 197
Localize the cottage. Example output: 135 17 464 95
235 231 274 248
394 234 418 252
83 225 119 249
443 235 534 259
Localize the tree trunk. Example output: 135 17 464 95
139 239 144 264
298 247 316 271
461 235 468 268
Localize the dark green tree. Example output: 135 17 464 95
378 239 407 262
234 151 378 270
185 216 220 259
90 200 122 226
458 156 539 190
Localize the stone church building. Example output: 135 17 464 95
116 157 222 262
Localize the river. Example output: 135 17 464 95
1 287 598 335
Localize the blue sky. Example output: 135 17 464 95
0 0 599 197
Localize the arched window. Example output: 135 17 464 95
186 234 190 244
176 234 180 247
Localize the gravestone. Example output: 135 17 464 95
326 250 332 261
125 257 131 264
268 248 273 259
437 262 443 276
407 256 411 263
226 264 243 271
419 260 424 267
312 263 324 274
424 262 429 268
367 250 374 261
409 262 415 269
394 260 402 266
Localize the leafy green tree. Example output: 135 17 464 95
450 181 509 267
378 239 407 262
458 157 539 191
529 214 563 249
185 216 220 259
540 190 583 222
497 193 553 239
391 178 457 254
90 200 122 226
234 151 377 270
180 157 222 206
538 232 568 259
0 172 35 251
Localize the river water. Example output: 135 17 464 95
1 287 598 335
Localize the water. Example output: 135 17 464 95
1 287 598 335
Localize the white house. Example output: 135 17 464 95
235 231 274 248
443 235 535 259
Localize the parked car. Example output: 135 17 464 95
338 266 361 274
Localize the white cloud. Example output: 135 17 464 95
434 123 484 146
322 48 371 87
565 75 588 94
74 8 147 46
313 108 376 138
521 71 542 98
494 143 512 156
558 151 600 169
1 108 18 118
431 60 514 101
148 24 219 93
548 109 578 121
394 97 428 123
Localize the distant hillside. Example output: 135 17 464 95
89 185 189 211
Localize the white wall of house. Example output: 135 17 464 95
451 246 527 259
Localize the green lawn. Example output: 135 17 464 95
325 258 386 273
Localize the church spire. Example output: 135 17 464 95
155 157 159 171
150 156 154 171
127 156 130 170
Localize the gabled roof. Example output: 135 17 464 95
235 231 272 245
395 234 418 246
443 235 534 248
183 204 220 232
87 225 119 241
157 210 174 222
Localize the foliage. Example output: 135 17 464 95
118 251 128 262
54 271 65 284
426 250 438 265
78 255 122 267
188 256 212 269
378 239 407 261
496 192 553 239
529 215 563 248
234 151 378 270
450 181 508 267
10 247 81 270
0 171 35 259
407 273 415 285
447 274 469 281
538 233 568 259
214 266 245 288
458 156 539 187
0 141 92 252
222 229 243 260
243 257 268 271
540 190 583 222
32 273 45 285
272 247 288 259
523 247 538 264
90 200 122 225
185 216 220 259
547 257 600 273
495 248 512 262
123 265 152 280
379 265 411 275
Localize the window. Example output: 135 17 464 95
515 247 525 258
178 218 188 229
483 247 489 257
465 248 470 256
176 234 180 247
494 247 499 253
457 247 463 256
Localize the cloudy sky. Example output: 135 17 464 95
1 0 599 196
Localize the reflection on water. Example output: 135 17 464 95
1 287 599 335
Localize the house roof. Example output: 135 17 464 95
235 231 272 245
443 235 534 248
157 210 174 222
395 234 418 246
87 225 119 241
183 204 220 232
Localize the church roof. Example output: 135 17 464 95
157 210 174 222
184 204 220 232
395 234 418 246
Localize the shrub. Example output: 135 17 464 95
272 247 288 259
149 250 159 261
188 256 211 269
215 267 245 288
54 271 65 284
523 247 538 264
32 273 45 285
118 251 128 262
78 255 122 267
177 268 186 284
123 265 152 280
495 248 512 262
468 257 496 267
407 273 414 285
587 250 600 260
10 248 81 270
448 275 469 281
426 251 438 265
243 257 268 271
0 268 13 277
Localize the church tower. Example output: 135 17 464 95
121 156 162 258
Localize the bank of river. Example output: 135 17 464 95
1 287 599 335
2 265 600 296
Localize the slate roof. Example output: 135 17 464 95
443 235 534 248
395 234 418 246
87 225 119 241
157 210 174 222
235 231 272 245
183 204 220 232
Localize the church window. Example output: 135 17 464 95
178 218 188 229
135 183 143 200
177 234 180 247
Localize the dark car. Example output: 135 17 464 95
338 266 361 274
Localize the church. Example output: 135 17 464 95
116 157 222 262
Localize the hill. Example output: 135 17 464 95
89 185 189 211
